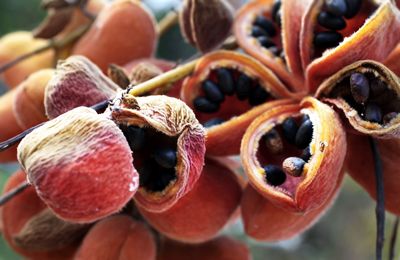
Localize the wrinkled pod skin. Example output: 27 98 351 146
241 97 346 212
316 60 400 138
75 215 156 260
17 107 138 223
45 55 120 119
158 236 250 260
72 0 158 72
181 50 298 156
1 170 79 259
109 94 206 213
138 158 243 243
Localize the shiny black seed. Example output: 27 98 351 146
282 117 298 144
314 31 343 49
258 36 275 48
216 68 235 95
344 0 362 19
350 73 370 104
317 11 346 30
249 85 269 106
272 0 282 25
282 157 306 177
254 16 276 37
202 80 224 103
124 126 146 151
365 103 382 123
153 148 177 169
325 0 348 16
251 25 269 38
264 165 286 186
203 118 224 128
263 128 283 154
301 146 312 161
295 119 313 149
370 78 386 97
236 74 252 100
193 97 219 113
301 114 310 124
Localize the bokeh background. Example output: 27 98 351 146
0 1 398 259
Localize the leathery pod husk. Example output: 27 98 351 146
1 170 78 259
108 93 206 213
241 97 346 212
303 0 400 93
316 60 400 138
138 158 243 243
181 50 297 156
45 55 120 119
346 134 400 216
17 107 138 223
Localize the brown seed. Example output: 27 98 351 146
282 157 305 177
263 128 283 154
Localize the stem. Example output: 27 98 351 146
157 9 179 36
128 58 198 96
389 217 399 260
0 24 90 74
0 181 30 206
369 137 385 260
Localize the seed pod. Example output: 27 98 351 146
181 50 297 156
241 97 346 212
109 94 206 213
129 62 163 86
138 158 242 243
107 64 130 89
158 236 250 260
75 215 156 260
17 107 138 223
2 170 77 259
33 7 74 39
180 0 234 53
316 60 400 138
45 55 120 119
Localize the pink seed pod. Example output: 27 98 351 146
17 106 138 223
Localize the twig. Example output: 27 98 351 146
0 181 30 206
389 217 399 260
369 137 385 260
157 9 179 36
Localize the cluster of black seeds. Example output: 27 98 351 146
260 114 314 186
120 125 178 192
314 0 362 50
193 68 271 128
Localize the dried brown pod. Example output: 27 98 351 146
180 0 234 53
33 7 74 39
130 62 163 86
107 63 130 89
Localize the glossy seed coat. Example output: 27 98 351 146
365 103 382 123
350 73 370 104
295 119 313 149
216 68 235 95
153 148 177 169
264 165 286 186
202 80 224 103
254 16 276 37
203 118 225 128
236 74 252 100
325 0 348 16
193 97 219 113
258 36 275 48
318 12 346 30
282 117 298 144
314 31 343 49
248 85 269 106
344 0 362 19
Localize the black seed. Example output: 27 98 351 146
350 73 370 104
365 103 382 123
153 148 177 169
325 0 348 16
236 74 252 100
123 126 146 151
249 85 269 106
370 78 386 97
282 157 306 177
193 97 220 113
254 16 276 37
264 165 286 186
139 161 176 192
314 31 343 49
268 46 280 56
301 114 310 124
258 36 275 48
251 25 269 38
202 80 224 103
282 117 298 144
272 0 282 26
383 112 397 124
203 118 224 128
301 146 312 161
295 119 313 149
344 0 362 19
317 11 346 30
263 128 283 154
216 68 235 95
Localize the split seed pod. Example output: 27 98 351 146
109 94 206 213
316 60 400 138
241 97 346 212
181 50 297 156
17 107 138 223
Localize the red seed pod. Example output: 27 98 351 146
17 107 138 223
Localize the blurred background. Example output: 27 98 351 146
0 1 398 259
